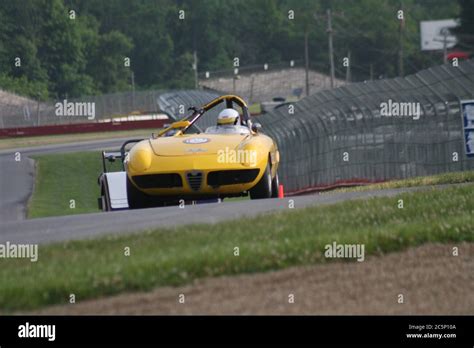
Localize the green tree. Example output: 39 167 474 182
0 0 464 100
0 1 49 90
37 0 95 97
87 31 133 93
455 0 474 48
0 74 49 100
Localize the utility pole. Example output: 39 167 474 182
304 29 310 96
327 9 335 88
398 1 404 77
441 28 449 64
131 71 135 110
191 0 199 90
36 99 40 126
249 74 255 104
345 50 351 83
193 50 199 89
433 29 455 64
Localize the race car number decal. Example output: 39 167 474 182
183 138 210 144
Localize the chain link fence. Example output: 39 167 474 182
0 89 222 129
0 61 344 129
258 59 474 193
0 90 164 128
157 90 223 131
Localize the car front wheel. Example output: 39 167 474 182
271 171 279 198
250 162 272 199
126 175 150 209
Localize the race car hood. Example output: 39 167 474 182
149 133 251 156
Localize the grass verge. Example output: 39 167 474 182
331 171 474 193
2 183 473 311
28 151 247 218
28 152 112 218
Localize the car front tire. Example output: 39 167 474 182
250 162 272 199
126 175 150 209
271 171 279 198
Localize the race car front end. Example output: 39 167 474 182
124 135 270 201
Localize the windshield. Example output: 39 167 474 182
204 125 250 135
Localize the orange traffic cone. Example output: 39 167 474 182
278 184 284 199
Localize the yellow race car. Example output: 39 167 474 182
99 95 280 210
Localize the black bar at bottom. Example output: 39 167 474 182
0 315 472 346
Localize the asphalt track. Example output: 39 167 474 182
0 152 35 222
0 137 459 246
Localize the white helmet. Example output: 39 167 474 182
217 108 240 126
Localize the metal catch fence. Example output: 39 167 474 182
257 59 474 193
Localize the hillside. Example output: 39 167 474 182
200 68 345 103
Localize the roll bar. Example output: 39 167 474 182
158 94 253 137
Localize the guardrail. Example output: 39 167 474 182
0 119 167 138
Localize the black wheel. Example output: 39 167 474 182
250 162 272 199
126 175 150 209
98 178 110 211
271 171 279 198
99 191 108 211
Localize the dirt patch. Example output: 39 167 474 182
34 243 474 315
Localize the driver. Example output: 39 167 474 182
205 108 250 134
217 108 240 127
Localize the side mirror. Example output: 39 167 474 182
252 122 262 133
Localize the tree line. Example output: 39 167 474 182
0 0 468 101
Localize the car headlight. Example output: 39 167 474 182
128 148 152 172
